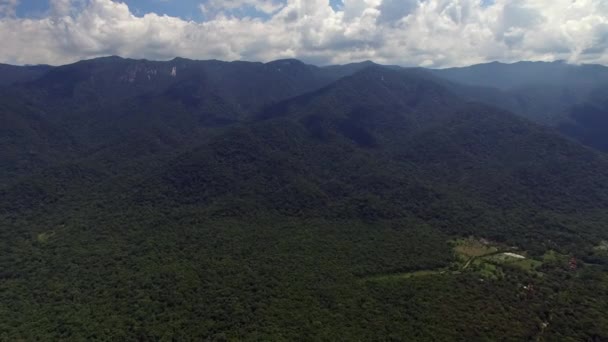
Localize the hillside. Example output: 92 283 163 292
433 61 608 151
0 57 357 186
0 63 52 86
1 59 608 340
434 60 608 90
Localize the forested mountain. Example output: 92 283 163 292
434 60 608 90
0 63 52 86
0 57 350 185
1 57 608 340
433 61 608 151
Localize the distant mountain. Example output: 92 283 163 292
0 56 366 185
557 85 608 152
0 63 52 86
23 56 333 112
432 61 608 151
434 60 608 90
4 57 608 156
130 67 608 229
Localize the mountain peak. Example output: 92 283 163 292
267 58 303 63
266 58 310 68
84 55 126 63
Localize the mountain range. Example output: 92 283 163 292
1 57 607 340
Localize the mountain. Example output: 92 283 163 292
28 57 333 108
1 58 608 340
434 60 608 90
0 63 53 86
432 61 608 152
0 56 359 185
558 86 608 152
142 66 608 243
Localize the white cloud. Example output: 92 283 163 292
0 0 607 67
0 0 19 17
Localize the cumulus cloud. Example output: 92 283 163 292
0 0 607 67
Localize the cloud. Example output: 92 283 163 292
0 0 19 17
0 0 607 67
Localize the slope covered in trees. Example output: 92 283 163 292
433 61 608 152
1 58 608 340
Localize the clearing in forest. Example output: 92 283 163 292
453 237 498 258
362 237 546 283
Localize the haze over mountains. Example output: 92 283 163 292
432 61 608 152
1 57 608 340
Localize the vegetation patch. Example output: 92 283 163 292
510 258 543 272
453 237 499 258
595 241 608 252
484 253 543 272
470 259 504 279
363 269 447 283
542 250 567 264
36 231 56 244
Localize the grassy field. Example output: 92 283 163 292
453 238 498 258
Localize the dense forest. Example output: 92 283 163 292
1 57 608 340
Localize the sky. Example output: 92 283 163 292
0 0 607 67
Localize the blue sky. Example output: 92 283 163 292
16 0 344 21
16 1 210 20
